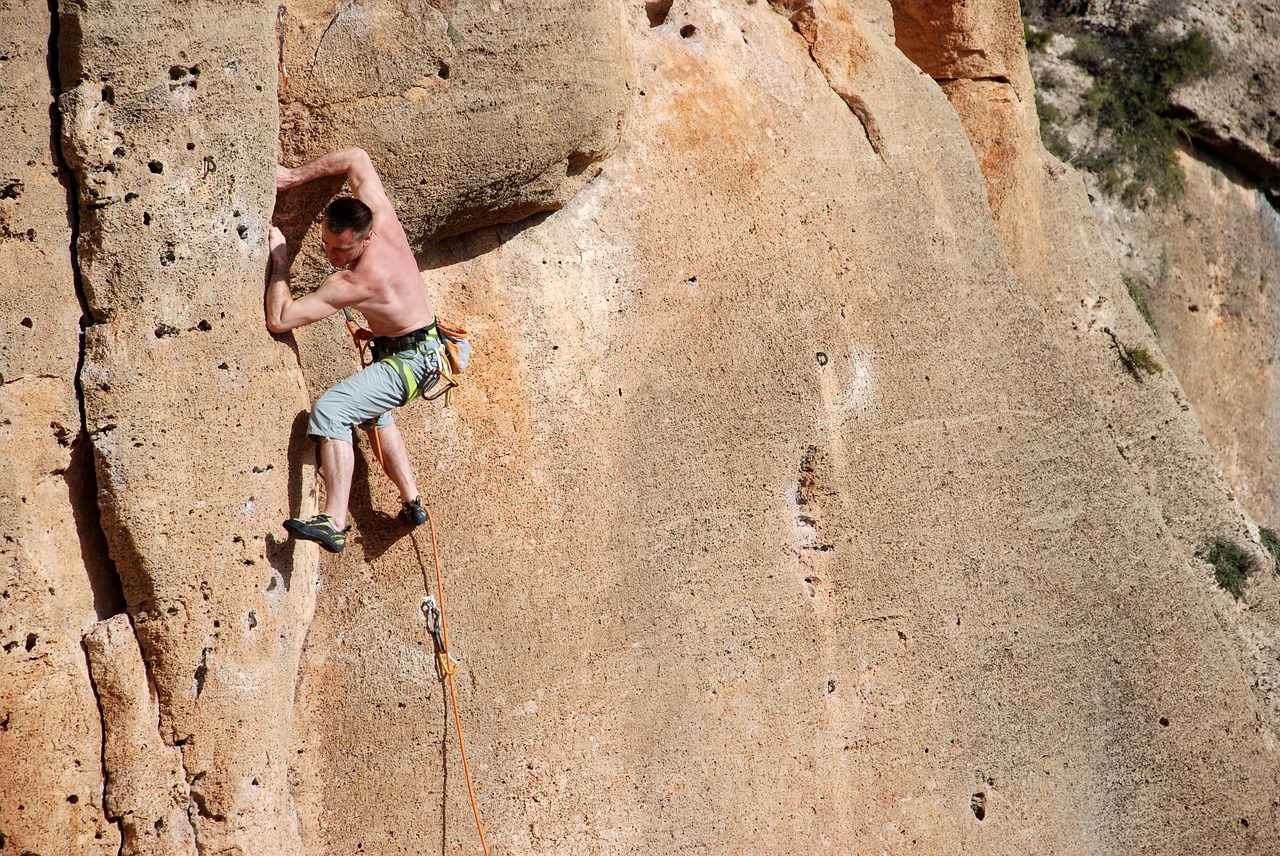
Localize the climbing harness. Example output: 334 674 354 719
371 321 450 404
276 5 290 87
343 309 465 410
416 507 490 856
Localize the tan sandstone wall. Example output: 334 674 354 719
281 1 1278 853
5 1 1280 854
47 0 318 852
896 0 1280 762
1019 0 1280 536
274 0 636 246
0 1 120 852
1092 151 1280 530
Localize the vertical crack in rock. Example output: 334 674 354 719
43 0 130 849
45 0 127 622
192 647 211 699
313 0 358 67
772 0 886 157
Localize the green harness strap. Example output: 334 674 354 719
380 336 454 404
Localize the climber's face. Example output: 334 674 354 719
320 224 371 269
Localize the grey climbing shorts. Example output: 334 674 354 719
307 346 439 442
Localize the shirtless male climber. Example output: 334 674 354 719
267 147 440 553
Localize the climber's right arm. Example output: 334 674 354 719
276 148 395 224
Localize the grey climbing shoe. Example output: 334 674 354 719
283 513 350 553
401 496 428 527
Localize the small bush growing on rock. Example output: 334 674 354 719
1122 344 1162 376
1204 536 1255 600
1122 274 1157 331
1104 327 1162 380
1260 527 1280 572
1024 19 1053 53
1065 33 1110 72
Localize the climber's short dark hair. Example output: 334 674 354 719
325 197 374 238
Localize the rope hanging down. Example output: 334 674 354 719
418 509 489 855
340 312 488 854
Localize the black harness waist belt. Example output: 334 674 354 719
373 320 439 356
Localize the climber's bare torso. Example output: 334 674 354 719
267 149 433 337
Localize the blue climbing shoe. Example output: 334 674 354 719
401 496 428 527
283 513 350 553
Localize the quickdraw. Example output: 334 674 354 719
276 5 290 87
421 595 459 677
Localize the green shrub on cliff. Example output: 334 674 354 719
1068 26 1219 205
1204 536 1255 600
1260 527 1280 572
1122 274 1156 331
1024 19 1053 53
1122 343 1162 376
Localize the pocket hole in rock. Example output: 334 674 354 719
645 0 673 26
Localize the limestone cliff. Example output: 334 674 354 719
3 1 1279 855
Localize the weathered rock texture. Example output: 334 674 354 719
6 1 1280 854
891 0 1047 275
85 615 197 856
276 0 635 245
1094 151 1280 528
0 382 119 855
0 1 120 852
53 0 319 853
1023 2 1280 532
912 0 1280 753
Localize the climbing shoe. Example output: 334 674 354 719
283 513 351 554
401 496 428 527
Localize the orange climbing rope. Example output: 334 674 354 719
421 508 490 856
342 311 489 854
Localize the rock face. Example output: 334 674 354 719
0 1 120 852
912 0 1280 761
1093 151 1280 528
84 615 196 856
51 1 319 853
288 1 1278 853
5 1 1280 855
275 0 635 245
1022 2 1280 533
